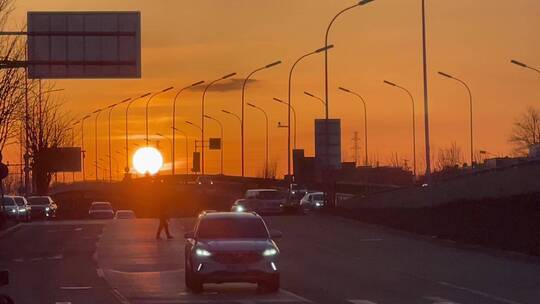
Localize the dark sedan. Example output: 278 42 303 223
26 196 57 219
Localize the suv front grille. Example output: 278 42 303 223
211 251 262 264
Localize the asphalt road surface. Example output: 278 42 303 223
1 214 540 304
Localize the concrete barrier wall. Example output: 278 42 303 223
340 161 540 209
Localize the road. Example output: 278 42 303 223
1 214 540 304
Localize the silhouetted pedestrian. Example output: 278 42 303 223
156 200 173 240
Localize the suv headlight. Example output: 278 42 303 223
235 205 245 212
45 207 50 212
262 248 278 256
18 208 26 213
195 248 212 257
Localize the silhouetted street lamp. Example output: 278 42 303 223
92 108 104 181
201 73 236 176
247 102 269 178
107 98 131 182
304 91 326 107
338 87 368 166
204 115 224 175
273 97 297 149
287 45 333 179
438 71 474 167
80 114 91 181
172 81 204 175
146 87 174 145
511 59 540 75
125 92 151 174
421 0 432 181
241 61 282 177
383 80 416 177
172 126 189 176
324 1 375 119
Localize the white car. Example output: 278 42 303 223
115 210 136 219
300 192 325 210
88 202 114 219
184 211 282 293
231 189 286 214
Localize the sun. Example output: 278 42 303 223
133 147 163 175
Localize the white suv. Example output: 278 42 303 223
184 212 282 293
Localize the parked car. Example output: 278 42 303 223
231 189 286 214
88 202 114 219
12 196 31 222
196 176 214 186
27 196 57 219
300 192 326 210
115 210 136 219
184 211 282 293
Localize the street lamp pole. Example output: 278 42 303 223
204 115 224 175
383 80 416 177
125 92 151 175
287 46 333 180
107 98 131 182
201 73 236 176
80 114 91 181
273 97 297 149
247 103 269 178
438 71 474 167
172 127 189 176
146 87 174 146
241 61 281 177
338 87 368 166
324 0 375 119
172 81 204 175
421 0 432 181
511 59 540 75
93 108 104 181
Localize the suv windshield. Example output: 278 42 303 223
27 197 50 205
2 197 15 206
91 204 112 211
13 197 26 206
253 191 284 200
312 194 324 201
197 217 269 239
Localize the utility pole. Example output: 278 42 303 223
352 131 361 166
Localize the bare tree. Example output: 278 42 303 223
509 107 540 156
436 142 464 171
0 0 26 150
26 83 73 194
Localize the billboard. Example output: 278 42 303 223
27 11 141 79
315 119 341 170
40 147 81 172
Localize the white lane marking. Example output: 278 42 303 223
60 286 93 290
12 258 24 262
439 281 524 304
29 257 43 261
48 254 63 260
348 300 378 304
279 289 314 303
424 296 461 304
111 288 130 304
0 223 21 238
74 227 83 231
358 238 383 242
55 302 72 304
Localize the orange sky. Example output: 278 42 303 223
5 0 540 178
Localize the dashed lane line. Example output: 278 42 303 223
348 300 378 304
424 296 461 304
438 281 524 304
60 286 93 290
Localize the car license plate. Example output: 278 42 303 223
226 264 246 272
